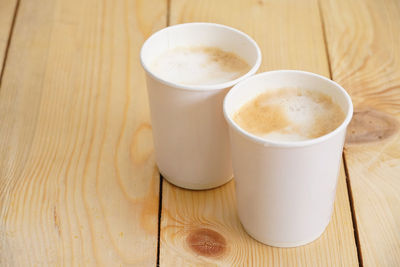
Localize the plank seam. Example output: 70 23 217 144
317 0 333 79
343 153 364 267
156 175 164 267
0 0 21 88
166 0 171 26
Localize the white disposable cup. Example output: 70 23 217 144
140 23 261 190
224 70 353 247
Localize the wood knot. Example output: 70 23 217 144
187 228 227 257
346 108 399 145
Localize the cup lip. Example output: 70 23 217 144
140 22 262 91
223 70 354 148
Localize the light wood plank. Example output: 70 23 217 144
0 0 166 266
321 0 400 266
0 0 18 73
160 0 358 265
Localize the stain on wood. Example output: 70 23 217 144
54 206 61 236
346 108 399 144
187 228 227 258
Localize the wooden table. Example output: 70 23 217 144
0 0 399 266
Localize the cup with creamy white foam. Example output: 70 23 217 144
140 23 261 190
223 70 353 247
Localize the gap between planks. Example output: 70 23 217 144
317 0 333 79
343 153 364 267
0 0 20 87
156 176 164 267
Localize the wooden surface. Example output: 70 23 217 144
0 0 166 266
321 0 400 266
0 0 398 266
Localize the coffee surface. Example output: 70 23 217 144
151 46 250 85
233 88 346 141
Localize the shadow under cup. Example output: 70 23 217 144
223 70 353 247
140 23 261 190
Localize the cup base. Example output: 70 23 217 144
242 220 330 248
160 171 233 190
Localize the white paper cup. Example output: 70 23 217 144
140 23 261 190
223 70 353 247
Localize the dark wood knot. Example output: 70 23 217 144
187 228 227 257
346 108 399 145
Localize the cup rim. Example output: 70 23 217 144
140 22 262 91
223 70 354 148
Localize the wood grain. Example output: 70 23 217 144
0 0 166 266
0 0 18 74
321 0 400 265
160 0 358 265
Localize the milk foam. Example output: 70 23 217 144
233 88 346 141
150 46 250 85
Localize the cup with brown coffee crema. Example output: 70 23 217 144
223 70 353 247
141 23 261 190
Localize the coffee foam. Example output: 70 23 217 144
150 46 250 86
233 88 346 141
